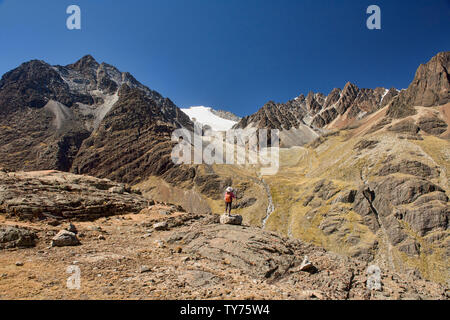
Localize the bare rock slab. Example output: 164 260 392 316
219 214 243 225
0 170 148 221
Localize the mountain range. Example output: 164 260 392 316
0 52 449 289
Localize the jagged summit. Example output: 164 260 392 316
234 81 397 143
66 54 99 71
235 52 449 145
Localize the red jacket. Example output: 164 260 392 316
224 192 236 203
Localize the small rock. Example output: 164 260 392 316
154 240 165 248
51 230 80 247
159 210 172 216
219 214 243 225
299 290 324 300
108 186 125 194
153 221 168 231
299 256 318 274
97 235 106 241
140 266 151 273
66 223 78 234
181 257 190 263
15 261 24 267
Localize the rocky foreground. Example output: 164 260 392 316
0 171 448 300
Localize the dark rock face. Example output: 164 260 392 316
235 100 306 131
71 84 191 185
354 140 378 151
387 119 420 134
0 226 37 249
0 55 194 186
399 201 448 237
417 116 448 135
385 114 448 138
353 175 448 247
377 160 439 179
0 60 92 113
387 51 450 118
210 109 241 122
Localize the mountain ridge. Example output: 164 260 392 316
234 51 450 145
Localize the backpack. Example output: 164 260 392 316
225 192 232 203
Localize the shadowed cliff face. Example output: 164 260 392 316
71 84 192 185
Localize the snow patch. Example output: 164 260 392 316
380 89 389 103
180 106 237 131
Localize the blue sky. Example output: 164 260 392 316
0 0 449 116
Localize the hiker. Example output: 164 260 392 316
224 187 236 216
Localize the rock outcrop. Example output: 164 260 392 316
219 214 243 225
51 230 80 247
387 51 450 118
0 226 37 249
0 170 148 221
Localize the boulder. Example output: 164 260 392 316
0 226 37 249
220 214 243 225
180 223 295 279
51 230 80 247
153 221 169 231
299 256 318 274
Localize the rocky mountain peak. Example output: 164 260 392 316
0 55 193 176
387 51 450 118
234 80 397 140
66 54 100 72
